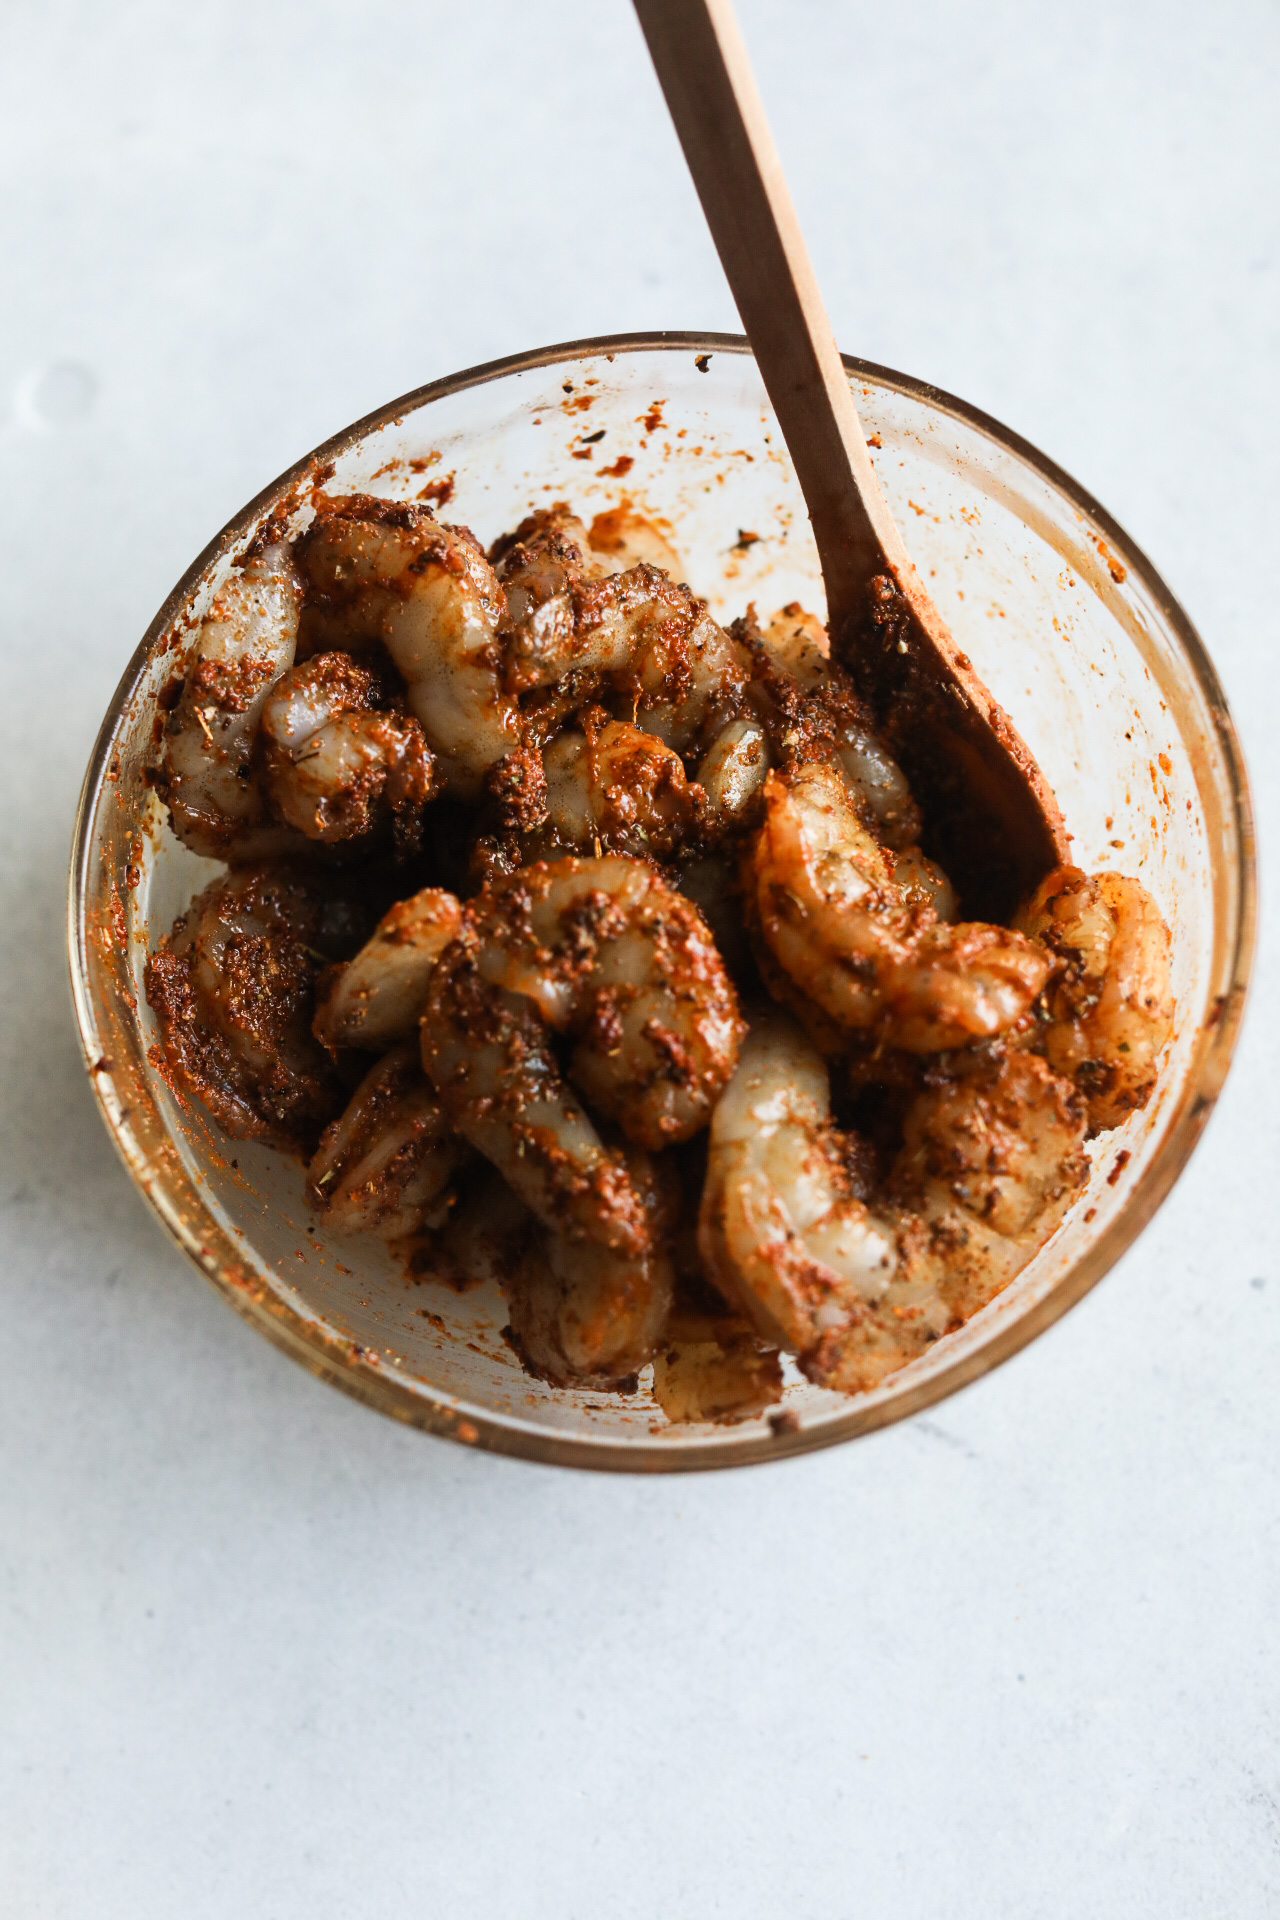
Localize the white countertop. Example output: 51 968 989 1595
2 2 1277 1912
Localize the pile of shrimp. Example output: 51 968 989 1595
144 493 1175 1423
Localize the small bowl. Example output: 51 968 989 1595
67 334 1255 1471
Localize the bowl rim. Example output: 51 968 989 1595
66 329 1258 1472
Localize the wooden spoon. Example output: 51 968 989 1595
632 0 1069 916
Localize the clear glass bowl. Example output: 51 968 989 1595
67 334 1256 1470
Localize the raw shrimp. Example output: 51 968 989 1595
144 865 341 1148
745 602 922 847
423 856 744 1248
1015 866 1174 1132
758 602 829 690
313 887 462 1051
505 1146 677 1389
700 1015 1087 1393
699 1016 906 1356
833 720 922 850
804 1041 1089 1393
491 506 604 634
893 844 958 922
886 1041 1088 1323
299 494 519 799
541 710 703 857
695 714 770 832
749 760 1050 1051
493 500 683 636
307 1043 471 1239
502 552 749 756
259 652 436 850
160 542 301 858
424 962 649 1255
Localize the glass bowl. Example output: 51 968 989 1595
67 333 1255 1471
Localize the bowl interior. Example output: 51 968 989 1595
69 337 1253 1469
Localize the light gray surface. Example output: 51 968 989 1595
2 1 1277 1912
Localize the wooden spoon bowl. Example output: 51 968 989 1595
634 0 1068 917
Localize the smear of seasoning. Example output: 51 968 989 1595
1093 535 1128 584
416 473 455 508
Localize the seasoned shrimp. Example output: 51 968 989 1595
696 714 770 832
701 1015 1087 1393
758 602 829 690
313 887 462 1051
144 865 341 1148
803 1043 1089 1392
542 710 703 858
893 844 958 922
491 506 604 635
505 1147 677 1388
749 761 1050 1051
745 602 922 849
887 1042 1088 1314
160 542 301 857
699 1016 906 1356
424 949 652 1256
259 652 436 850
502 555 749 754
833 720 922 850
307 1043 471 1238
299 494 519 799
423 856 744 1247
1015 866 1174 1132
494 500 684 640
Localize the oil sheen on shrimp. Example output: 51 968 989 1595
299 494 520 799
1015 865 1174 1133
423 856 743 1250
160 542 301 858
749 760 1050 1051
307 1042 471 1239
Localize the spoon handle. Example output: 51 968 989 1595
632 0 905 632
634 0 1070 906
